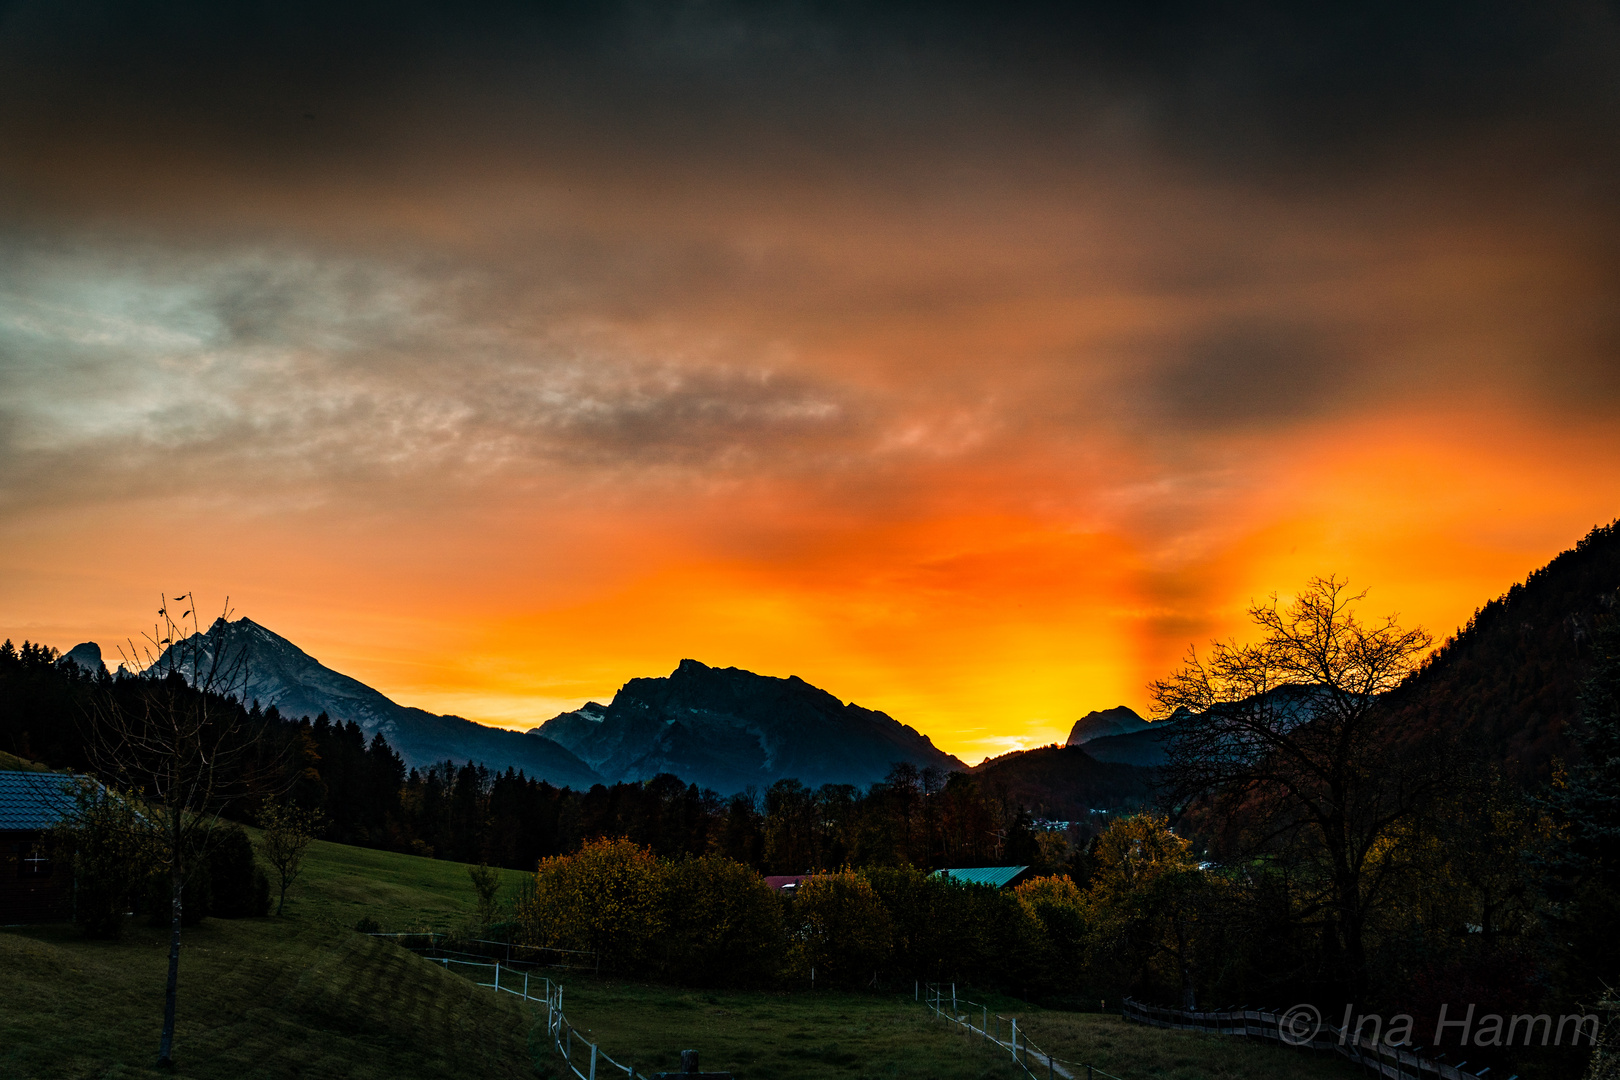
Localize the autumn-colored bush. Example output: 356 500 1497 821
864 865 1043 989
1083 812 1213 1007
1015 874 1090 987
656 855 785 985
517 837 667 970
786 869 892 987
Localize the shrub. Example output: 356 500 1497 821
517 837 666 970
928 876 1047 992
657 855 785 986
50 782 155 939
787 870 892 988
355 915 381 933
1015 874 1091 987
468 863 501 928
864 865 954 981
142 826 225 928
146 859 212 927
209 823 271 918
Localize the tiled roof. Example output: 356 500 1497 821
929 866 1030 889
0 770 87 831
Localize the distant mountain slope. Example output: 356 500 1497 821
530 659 963 793
58 642 106 676
968 744 1154 818
1066 705 1151 745
150 618 600 786
1394 518 1620 778
1081 725 1176 768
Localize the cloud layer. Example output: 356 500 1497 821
3 1 1619 755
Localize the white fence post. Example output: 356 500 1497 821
1011 1018 1018 1063
494 962 500 992
589 1042 597 1080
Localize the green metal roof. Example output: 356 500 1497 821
930 866 1029 889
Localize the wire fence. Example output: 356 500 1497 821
365 931 598 970
368 934 1151 1080
1121 999 1503 1080
923 982 1126 1080
371 933 649 1080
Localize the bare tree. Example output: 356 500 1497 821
1149 576 1437 998
258 801 323 916
468 862 501 929
87 594 269 1069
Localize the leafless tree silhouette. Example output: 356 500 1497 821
1150 576 1438 999
86 594 279 1069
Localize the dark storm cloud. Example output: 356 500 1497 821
4 1 1618 172
3 0 1620 502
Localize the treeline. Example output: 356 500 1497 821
511 819 1211 1003
278 708 1064 874
515 818 1194 1001
0 641 1068 877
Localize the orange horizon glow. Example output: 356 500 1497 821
6 408 1614 764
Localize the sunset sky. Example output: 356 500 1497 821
3 2 1619 761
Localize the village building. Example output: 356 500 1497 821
928 866 1033 890
0 770 84 923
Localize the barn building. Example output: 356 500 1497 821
928 866 1034 890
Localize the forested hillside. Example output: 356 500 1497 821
1395 518 1620 778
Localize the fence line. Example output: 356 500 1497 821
372 934 643 1080
923 982 1126 1080
1121 999 1503 1080
365 932 597 969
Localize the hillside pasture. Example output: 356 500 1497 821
0 919 535 1080
513 977 1364 1080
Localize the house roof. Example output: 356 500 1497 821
0 770 86 831
764 874 809 890
929 866 1031 889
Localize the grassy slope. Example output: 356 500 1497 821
554 980 1362 1080
3 836 1360 1080
547 981 1025 1080
984 1007 1360 1080
288 834 529 931
0 837 535 1080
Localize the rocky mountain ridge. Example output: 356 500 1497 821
147 618 601 786
530 658 964 793
1065 705 1153 745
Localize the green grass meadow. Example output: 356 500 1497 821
2 836 1361 1080
547 978 1362 1080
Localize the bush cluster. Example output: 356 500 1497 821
54 804 271 936
515 822 1202 998
141 824 271 926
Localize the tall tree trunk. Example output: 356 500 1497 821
158 849 183 1067
1326 812 1368 1002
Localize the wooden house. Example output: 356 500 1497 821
0 770 83 923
